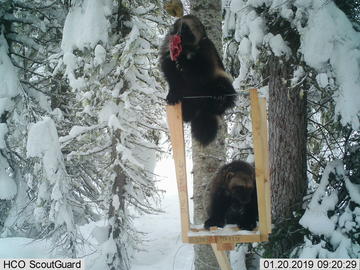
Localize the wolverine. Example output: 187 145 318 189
159 15 236 145
204 160 258 230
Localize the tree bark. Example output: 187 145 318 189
268 56 307 222
192 125 226 270
190 1 225 269
107 131 129 270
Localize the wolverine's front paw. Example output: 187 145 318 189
166 93 181 105
237 221 256 231
204 218 225 230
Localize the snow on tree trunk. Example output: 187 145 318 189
268 55 307 245
190 0 225 269
0 30 20 234
192 137 226 270
0 33 19 203
27 117 77 257
107 132 129 270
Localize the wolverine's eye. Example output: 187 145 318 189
226 172 234 181
233 186 244 193
171 26 179 34
171 21 181 34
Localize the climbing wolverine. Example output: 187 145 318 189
204 160 258 230
159 15 236 145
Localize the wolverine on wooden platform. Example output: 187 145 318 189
204 160 258 230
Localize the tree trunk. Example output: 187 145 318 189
192 127 226 270
107 131 129 270
190 1 224 269
268 56 307 223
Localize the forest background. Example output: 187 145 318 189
0 0 359 269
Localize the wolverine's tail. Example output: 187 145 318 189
191 110 218 146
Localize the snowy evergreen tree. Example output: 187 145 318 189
27 117 78 257
0 0 81 256
57 0 166 267
223 0 360 262
0 13 21 234
1 0 167 264
1 0 359 267
293 154 360 258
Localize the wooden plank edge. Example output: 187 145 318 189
165 104 190 243
249 89 268 240
190 225 256 233
258 97 272 234
187 234 265 245
211 244 233 270
216 243 236 251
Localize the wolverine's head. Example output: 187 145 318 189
170 15 206 46
224 162 256 205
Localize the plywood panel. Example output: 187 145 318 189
259 97 272 234
211 244 232 270
166 104 190 242
250 89 268 241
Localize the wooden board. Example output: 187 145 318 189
259 97 272 234
166 104 190 242
165 89 271 251
211 244 232 270
188 234 263 245
216 243 236 251
249 89 271 240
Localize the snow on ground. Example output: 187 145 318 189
0 238 53 258
0 158 195 270
131 157 194 270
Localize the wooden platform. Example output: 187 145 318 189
188 225 264 249
166 88 271 269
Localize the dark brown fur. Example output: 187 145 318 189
204 160 258 230
159 15 236 145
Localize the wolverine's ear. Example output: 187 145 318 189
164 0 184 18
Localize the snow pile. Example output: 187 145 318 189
98 101 121 123
224 0 360 129
0 33 19 149
225 4 266 85
94 44 106 66
297 160 360 258
0 238 53 258
0 32 20 201
299 161 340 238
345 178 360 205
298 1 360 130
62 52 86 90
61 0 112 90
27 117 63 181
265 34 291 58
0 123 8 149
131 158 194 270
61 0 111 53
27 117 75 232
0 159 17 200
0 33 21 99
